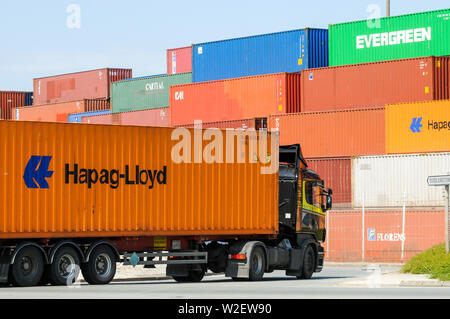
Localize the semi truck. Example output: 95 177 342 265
0 121 332 287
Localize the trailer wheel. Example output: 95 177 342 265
172 265 206 283
297 245 315 279
248 246 265 281
10 246 44 287
49 246 81 286
81 245 116 285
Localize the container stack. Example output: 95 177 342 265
0 91 33 120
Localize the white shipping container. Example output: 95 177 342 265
353 153 450 208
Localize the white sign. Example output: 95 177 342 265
427 175 450 186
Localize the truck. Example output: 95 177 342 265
0 120 332 287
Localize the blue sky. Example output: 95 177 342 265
0 0 449 90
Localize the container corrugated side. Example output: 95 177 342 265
269 108 385 158
33 68 132 105
353 153 450 207
14 100 88 122
68 110 110 123
0 91 32 120
82 107 170 127
386 100 450 154
167 46 192 75
170 73 301 126
0 121 278 239
329 8 450 66
176 118 267 130
193 28 328 82
325 209 445 263
301 56 449 112
111 73 192 113
306 157 352 207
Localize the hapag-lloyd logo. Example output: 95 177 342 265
356 27 431 49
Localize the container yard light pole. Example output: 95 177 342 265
427 175 450 253
386 0 390 17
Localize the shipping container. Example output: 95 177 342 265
171 73 301 126
325 209 446 263
68 110 110 123
167 46 192 75
386 100 450 154
353 153 450 208
82 107 170 127
176 118 267 130
14 99 109 122
0 120 278 239
306 158 352 207
329 8 450 66
0 91 33 120
269 108 385 158
301 56 449 112
111 73 192 113
33 68 132 105
193 28 328 82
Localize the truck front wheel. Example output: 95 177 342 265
81 245 116 285
10 246 44 287
297 245 315 279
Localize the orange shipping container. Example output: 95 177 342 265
386 100 450 154
82 107 170 127
14 99 110 122
0 121 278 239
269 108 386 158
170 73 301 126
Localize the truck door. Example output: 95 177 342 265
300 180 326 241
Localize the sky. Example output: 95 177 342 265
0 0 449 90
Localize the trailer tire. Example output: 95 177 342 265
10 246 44 287
81 245 116 285
49 246 81 286
248 246 265 281
297 245 315 279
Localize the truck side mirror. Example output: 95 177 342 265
326 195 332 211
328 188 333 195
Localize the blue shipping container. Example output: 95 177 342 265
192 28 328 83
68 110 110 123
24 93 33 106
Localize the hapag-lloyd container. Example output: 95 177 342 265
33 68 132 105
14 99 110 122
269 108 385 158
353 153 450 208
305 157 352 207
167 46 192 74
0 121 278 238
68 110 110 123
324 209 446 263
111 73 192 113
193 28 328 82
170 73 301 126
82 107 170 127
329 8 450 66
0 91 33 120
301 56 450 112
176 118 267 130
386 100 450 154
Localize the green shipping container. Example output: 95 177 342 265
329 8 450 66
111 72 192 113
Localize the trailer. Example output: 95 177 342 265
0 121 332 286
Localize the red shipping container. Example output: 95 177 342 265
306 157 352 207
0 91 32 120
170 73 301 126
82 107 170 127
167 46 192 75
14 99 108 122
301 56 450 112
33 68 132 105
269 107 386 158
324 209 446 263
176 118 267 130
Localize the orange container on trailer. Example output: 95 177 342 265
170 73 301 126
82 107 170 127
33 68 132 105
386 100 450 154
301 56 450 112
0 121 278 239
14 99 110 122
269 107 386 158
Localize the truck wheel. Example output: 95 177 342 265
81 245 116 285
49 246 81 286
248 246 265 281
297 245 315 279
173 266 206 283
10 246 44 287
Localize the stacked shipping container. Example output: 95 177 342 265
81 107 170 127
0 91 33 120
